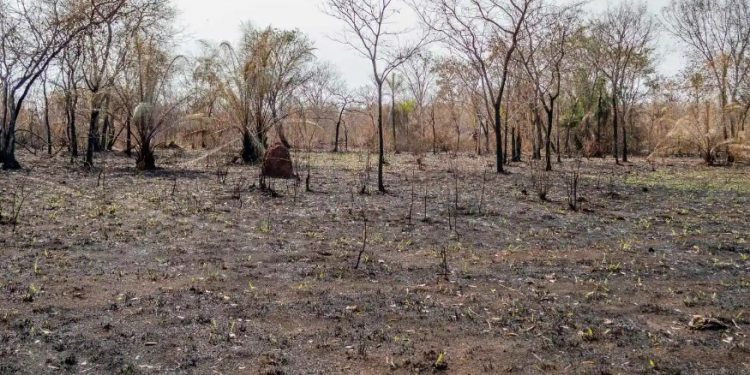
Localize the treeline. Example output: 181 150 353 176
1 0 749 177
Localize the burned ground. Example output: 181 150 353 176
1 151 748 374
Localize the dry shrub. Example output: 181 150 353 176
530 160 551 201
583 139 605 158
564 159 582 211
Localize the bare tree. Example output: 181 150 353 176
518 4 582 171
41 72 52 155
325 0 429 192
387 72 404 153
586 1 656 164
400 52 436 153
79 0 174 167
413 0 537 173
664 0 750 139
56 40 84 159
435 57 471 153
1 0 127 170
298 62 351 153
332 88 354 153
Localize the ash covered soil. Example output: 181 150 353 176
1 150 749 374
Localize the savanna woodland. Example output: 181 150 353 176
1 0 749 373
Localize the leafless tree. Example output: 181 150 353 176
80 0 174 167
413 0 537 173
387 73 404 153
400 52 436 153
586 1 656 164
55 40 84 159
435 57 470 153
518 3 582 171
325 0 429 192
299 62 351 152
1 0 127 170
664 0 750 139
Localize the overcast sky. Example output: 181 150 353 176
176 0 683 88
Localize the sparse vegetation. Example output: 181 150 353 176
1 0 749 373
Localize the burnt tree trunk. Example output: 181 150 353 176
611 95 620 164
431 105 437 155
100 113 110 152
493 101 504 174
503 104 510 164
556 110 561 163
1 115 21 170
1 90 22 170
125 118 132 157
622 109 629 163
85 108 100 167
377 83 386 192
44 81 52 155
391 91 398 153
545 103 554 171
333 119 342 153
136 140 156 171
333 104 346 153
241 130 260 164
533 110 542 160
515 131 522 162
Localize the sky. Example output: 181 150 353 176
176 0 684 88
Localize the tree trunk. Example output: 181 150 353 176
503 105 509 164
100 113 110 152
545 103 554 172
611 95 620 164
453 110 460 153
241 130 260 164
136 140 156 171
595 94 606 157
494 101 504 174
533 110 542 160
391 97 398 153
256 107 268 150
44 82 52 155
86 108 100 167
622 111 628 163
333 104 345 153
515 131 522 162
431 105 437 155
556 110 561 163
719 84 729 140
1 116 21 170
1 91 22 170
474 116 482 156
378 83 386 192
333 119 341 153
344 123 349 152
125 118 132 157
68 95 79 158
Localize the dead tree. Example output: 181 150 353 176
414 0 537 174
1 0 128 170
518 4 581 171
326 0 429 192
